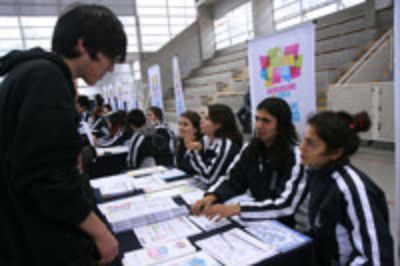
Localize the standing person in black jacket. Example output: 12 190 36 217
300 111 394 265
0 4 126 266
182 104 242 186
192 98 306 227
175 110 203 174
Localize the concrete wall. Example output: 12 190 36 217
213 0 249 19
251 0 275 37
198 6 216 60
140 22 202 98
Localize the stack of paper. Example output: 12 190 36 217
90 174 134 197
122 239 196 266
96 146 129 156
97 196 189 233
127 166 167 177
134 217 201 246
188 215 231 232
152 168 187 181
144 183 203 201
158 251 221 266
245 220 311 252
196 228 277 265
180 189 204 205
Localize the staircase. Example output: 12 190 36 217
164 42 249 127
164 2 383 126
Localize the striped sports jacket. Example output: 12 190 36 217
307 158 394 266
126 131 155 169
207 145 307 224
182 136 241 186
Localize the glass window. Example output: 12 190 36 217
23 27 53 39
274 0 366 31
0 16 19 26
0 28 21 39
214 2 253 50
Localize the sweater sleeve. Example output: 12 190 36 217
238 147 307 221
11 63 92 225
333 166 394 266
206 143 250 202
187 139 236 185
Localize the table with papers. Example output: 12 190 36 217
91 166 313 266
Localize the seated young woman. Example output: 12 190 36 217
300 110 394 265
175 110 202 175
192 97 307 227
181 104 243 186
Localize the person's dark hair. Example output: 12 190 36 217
127 109 146 128
208 104 242 146
77 95 90 110
181 110 202 140
247 97 298 169
148 106 163 122
108 110 127 132
52 4 126 62
95 94 105 107
176 111 202 161
104 103 112 112
307 111 371 158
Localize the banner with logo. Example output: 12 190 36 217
147 64 164 109
248 22 316 135
394 0 400 257
173 56 186 120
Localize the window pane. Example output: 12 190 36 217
20 16 57 27
342 0 364 8
0 40 23 50
0 28 21 39
138 8 168 16
274 2 301 21
303 3 337 20
140 16 169 25
214 2 253 50
118 16 135 25
0 16 19 26
23 27 53 39
275 16 301 30
137 0 166 7
141 25 169 34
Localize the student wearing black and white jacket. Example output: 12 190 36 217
147 106 175 166
175 110 202 174
126 109 156 169
181 104 242 186
192 98 307 227
97 110 131 147
300 111 394 265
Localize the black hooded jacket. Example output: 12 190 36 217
0 48 95 265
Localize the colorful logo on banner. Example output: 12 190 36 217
259 44 302 87
259 43 302 122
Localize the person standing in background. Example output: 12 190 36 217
0 4 126 265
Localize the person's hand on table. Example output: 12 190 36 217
204 204 240 221
191 194 217 215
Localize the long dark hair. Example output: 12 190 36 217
307 111 370 158
247 97 298 169
208 104 242 146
